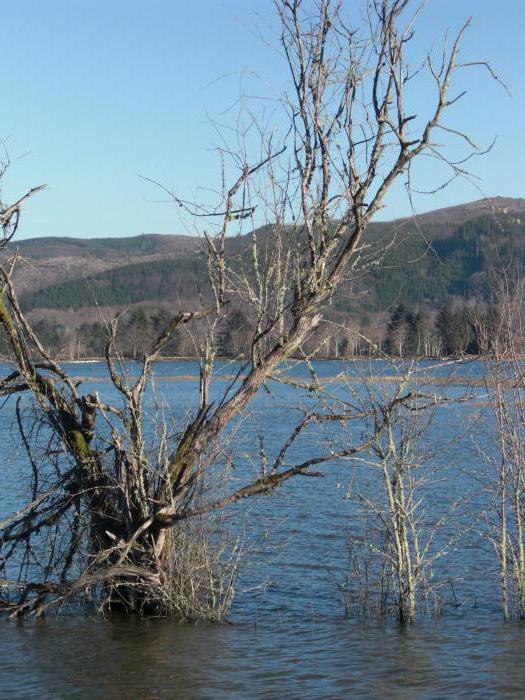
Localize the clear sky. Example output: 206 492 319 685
1 0 523 239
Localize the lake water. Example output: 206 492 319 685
1 359 522 698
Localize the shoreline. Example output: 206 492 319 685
0 354 481 364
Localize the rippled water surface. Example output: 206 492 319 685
1 359 523 698
4 614 525 699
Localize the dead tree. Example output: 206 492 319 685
339 368 472 623
0 0 491 616
475 272 525 621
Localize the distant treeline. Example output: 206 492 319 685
0 300 500 362
383 301 499 357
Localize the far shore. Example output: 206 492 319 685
0 354 484 364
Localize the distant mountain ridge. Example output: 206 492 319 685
11 232 200 258
4 196 525 315
388 196 525 230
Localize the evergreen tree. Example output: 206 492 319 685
218 309 249 358
405 307 433 357
385 303 411 356
436 303 470 356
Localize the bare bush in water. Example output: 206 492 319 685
338 367 472 623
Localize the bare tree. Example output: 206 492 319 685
475 271 525 620
0 0 491 616
339 368 471 623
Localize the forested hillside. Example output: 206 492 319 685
13 198 524 312
359 213 525 311
21 256 207 310
1 196 523 359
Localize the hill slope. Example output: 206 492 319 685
4 196 525 315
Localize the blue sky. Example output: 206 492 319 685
1 0 523 238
